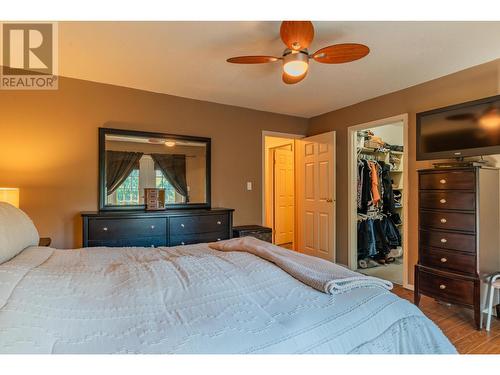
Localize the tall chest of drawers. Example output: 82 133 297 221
81 208 234 248
415 167 500 329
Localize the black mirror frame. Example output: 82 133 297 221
98 127 211 211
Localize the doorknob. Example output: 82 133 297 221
326 198 333 203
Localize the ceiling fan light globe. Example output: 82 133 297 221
283 60 308 77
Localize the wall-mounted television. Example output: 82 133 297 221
416 94 500 161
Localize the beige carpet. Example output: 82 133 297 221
358 262 403 285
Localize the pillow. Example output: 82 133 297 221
0 202 39 264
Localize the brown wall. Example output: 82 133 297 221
0 76 308 248
308 59 500 284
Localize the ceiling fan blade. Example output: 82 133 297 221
280 21 314 51
226 56 280 64
312 43 370 64
282 71 307 85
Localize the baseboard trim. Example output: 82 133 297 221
403 283 414 291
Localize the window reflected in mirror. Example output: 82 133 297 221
103 132 208 208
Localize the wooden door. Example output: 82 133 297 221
273 148 294 245
297 132 336 261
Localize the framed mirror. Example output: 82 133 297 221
99 128 211 210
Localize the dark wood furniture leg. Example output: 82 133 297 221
474 280 481 330
496 304 500 320
414 266 421 306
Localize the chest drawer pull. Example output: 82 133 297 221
440 218 447 223
440 257 448 263
150 225 155 229
181 241 185 245
180 223 185 228
217 238 221 241
439 284 446 290
439 198 447 204
217 221 222 225
440 238 447 243
440 179 447 184
103 227 108 231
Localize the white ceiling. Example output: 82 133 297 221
58 21 500 118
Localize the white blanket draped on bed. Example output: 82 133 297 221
209 237 393 294
0 244 456 354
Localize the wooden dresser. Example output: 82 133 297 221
415 167 500 329
81 208 234 248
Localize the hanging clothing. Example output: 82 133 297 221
358 160 372 214
379 161 395 215
382 217 401 248
357 219 377 260
368 161 381 206
357 161 364 210
357 216 401 261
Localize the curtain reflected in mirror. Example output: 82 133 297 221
101 130 209 209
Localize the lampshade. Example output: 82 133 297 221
0 188 20 208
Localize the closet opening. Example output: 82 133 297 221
262 132 303 250
347 115 409 288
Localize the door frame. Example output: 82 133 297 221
261 131 304 234
346 114 411 289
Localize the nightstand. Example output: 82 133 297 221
232 225 272 243
39 237 51 247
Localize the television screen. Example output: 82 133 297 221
417 95 500 160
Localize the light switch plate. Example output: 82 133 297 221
246 182 252 191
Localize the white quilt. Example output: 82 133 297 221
0 244 456 354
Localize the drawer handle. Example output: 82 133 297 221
440 238 447 243
150 225 155 229
217 221 222 225
440 179 447 184
439 284 446 290
439 198 447 204
440 218 447 223
103 227 108 231
181 223 185 228
217 238 221 241
440 257 447 263
181 241 185 245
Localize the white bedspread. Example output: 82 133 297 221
0 245 456 354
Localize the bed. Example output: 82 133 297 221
0 203 456 354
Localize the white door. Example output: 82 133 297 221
297 132 336 261
274 148 294 245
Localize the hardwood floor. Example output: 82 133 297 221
392 285 500 354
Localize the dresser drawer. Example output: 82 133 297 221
87 236 167 248
419 229 476 253
420 247 476 275
420 210 475 232
169 214 227 235
170 231 229 246
88 218 166 240
418 268 474 305
419 191 475 211
419 171 475 190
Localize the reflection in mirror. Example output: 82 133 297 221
104 133 207 207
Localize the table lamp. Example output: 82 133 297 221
0 188 20 208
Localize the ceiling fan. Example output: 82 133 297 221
226 21 370 84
